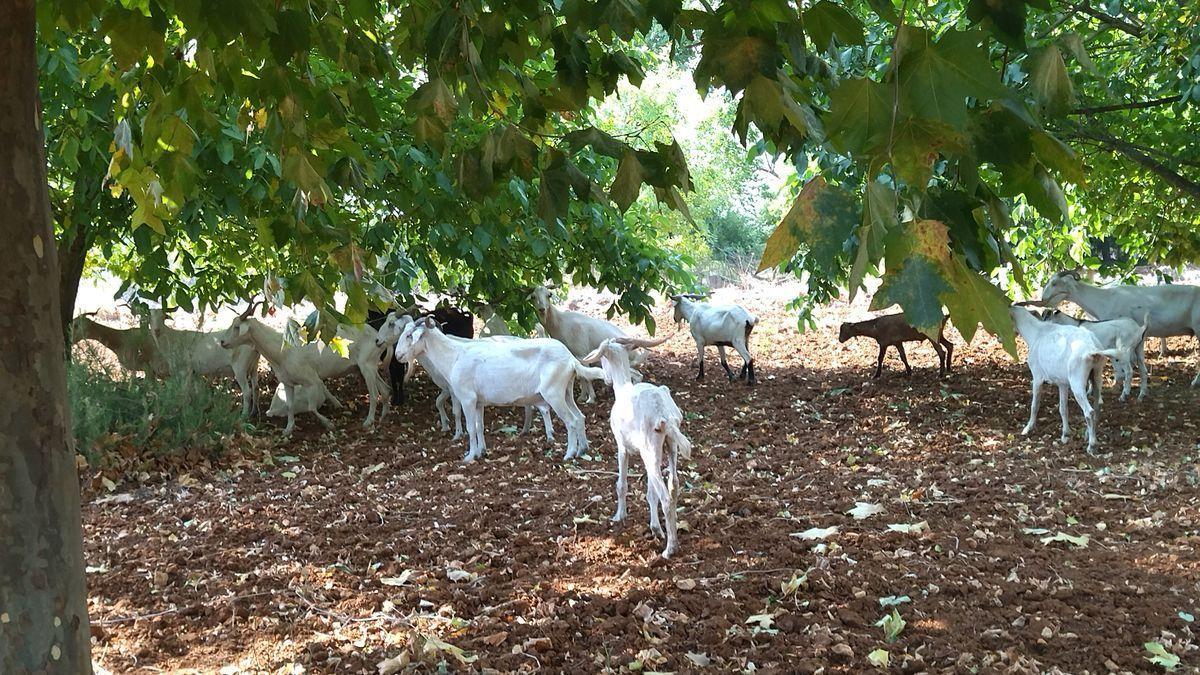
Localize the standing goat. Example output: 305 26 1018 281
1040 309 1148 402
531 286 641 404
1040 270 1200 393
375 313 553 441
367 305 474 405
671 293 758 384
1011 306 1126 454
838 313 953 378
391 317 604 462
70 315 165 375
219 304 390 433
581 336 692 559
149 320 262 417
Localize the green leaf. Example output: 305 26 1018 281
157 115 196 156
758 177 859 273
1031 130 1084 185
872 255 951 336
804 1 865 52
965 0 1027 50
101 7 164 70
826 77 891 157
874 609 906 643
867 648 890 667
538 149 574 225
941 255 1017 354
849 181 896 301
866 0 900 26
1145 642 1181 671
609 151 646 212
1027 46 1074 116
896 27 1008 130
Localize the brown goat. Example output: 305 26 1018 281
839 313 953 378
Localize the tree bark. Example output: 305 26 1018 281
1067 127 1200 201
1066 1 1145 38
1071 94 1182 115
57 153 107 347
0 1 94 673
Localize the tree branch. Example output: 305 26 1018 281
1066 127 1200 200
1064 1 1145 38
1071 95 1182 115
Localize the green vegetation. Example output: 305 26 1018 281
67 347 243 466
37 0 1199 347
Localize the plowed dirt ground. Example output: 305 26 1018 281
84 284 1200 674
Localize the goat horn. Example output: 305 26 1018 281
614 336 669 350
238 297 262 319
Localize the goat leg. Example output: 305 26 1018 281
896 343 912 375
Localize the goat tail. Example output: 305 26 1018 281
744 317 757 344
572 360 607 381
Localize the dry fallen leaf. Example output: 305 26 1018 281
792 526 840 540
846 502 885 520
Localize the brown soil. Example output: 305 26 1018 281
84 292 1200 674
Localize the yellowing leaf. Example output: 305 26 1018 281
1028 45 1074 115
909 219 951 265
758 177 858 273
867 648 890 667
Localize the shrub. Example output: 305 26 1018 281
67 344 244 467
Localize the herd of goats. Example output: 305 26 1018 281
71 270 1200 558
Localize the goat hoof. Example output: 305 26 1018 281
611 514 625 524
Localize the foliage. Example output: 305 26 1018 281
36 0 1200 348
38 0 700 340
593 53 781 273
748 0 1198 347
68 346 243 465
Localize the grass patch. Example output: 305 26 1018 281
68 345 244 468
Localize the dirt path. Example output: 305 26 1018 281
84 292 1200 673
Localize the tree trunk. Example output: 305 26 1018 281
0 1 94 673
58 154 106 347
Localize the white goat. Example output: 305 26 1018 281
219 306 390 432
71 314 166 375
1040 309 1149 402
149 321 262 417
581 336 692 559
671 293 758 385
1011 306 1126 454
476 303 511 337
1040 270 1200 394
531 286 642 404
266 383 326 417
392 317 605 462
375 312 553 440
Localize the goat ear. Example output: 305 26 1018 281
579 340 609 364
